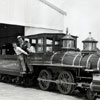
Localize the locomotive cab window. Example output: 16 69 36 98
37 38 43 52
46 39 53 52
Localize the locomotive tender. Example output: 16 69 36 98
0 32 100 100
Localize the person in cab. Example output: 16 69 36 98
26 42 35 53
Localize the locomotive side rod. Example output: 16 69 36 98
37 78 76 85
38 78 100 88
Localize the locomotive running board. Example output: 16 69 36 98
30 63 86 69
84 69 99 73
0 69 25 77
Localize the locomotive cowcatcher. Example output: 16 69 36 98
0 32 100 100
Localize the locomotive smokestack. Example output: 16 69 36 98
89 32 92 38
89 32 91 34
66 27 68 35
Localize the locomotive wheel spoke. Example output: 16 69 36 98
57 71 75 95
38 69 52 90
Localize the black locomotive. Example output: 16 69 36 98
0 32 100 100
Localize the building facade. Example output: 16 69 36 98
0 0 66 34
0 0 66 48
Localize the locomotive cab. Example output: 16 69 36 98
25 33 65 53
25 33 80 67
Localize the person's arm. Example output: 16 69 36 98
13 48 17 55
17 47 28 55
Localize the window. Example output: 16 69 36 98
37 38 43 52
32 39 36 44
46 39 52 52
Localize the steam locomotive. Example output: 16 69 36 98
0 32 100 100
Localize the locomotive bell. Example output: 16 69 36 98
82 32 98 53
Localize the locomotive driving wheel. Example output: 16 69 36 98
38 69 52 90
57 71 75 95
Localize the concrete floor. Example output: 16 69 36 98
0 82 99 100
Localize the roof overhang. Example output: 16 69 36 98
40 0 67 15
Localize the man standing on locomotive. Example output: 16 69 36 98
17 36 32 73
17 36 27 50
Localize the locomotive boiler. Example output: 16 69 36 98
0 32 99 100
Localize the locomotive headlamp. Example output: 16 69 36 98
82 32 98 52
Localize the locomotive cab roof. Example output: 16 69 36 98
24 33 65 40
24 33 78 40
